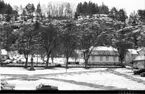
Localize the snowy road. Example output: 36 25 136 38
1 67 145 90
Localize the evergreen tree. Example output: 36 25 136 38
0 0 13 14
82 2 88 15
95 4 99 14
118 9 128 23
109 7 119 20
25 3 35 21
128 11 140 26
36 3 42 20
76 1 109 15
138 9 145 24
99 3 109 14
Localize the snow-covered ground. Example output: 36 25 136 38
0 67 106 75
113 68 145 80
1 67 145 90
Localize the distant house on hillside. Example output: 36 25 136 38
1 49 8 61
87 46 120 65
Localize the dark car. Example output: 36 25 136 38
140 72 145 77
68 62 79 65
36 84 58 90
133 69 145 75
55 64 61 67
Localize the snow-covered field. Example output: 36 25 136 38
1 67 145 90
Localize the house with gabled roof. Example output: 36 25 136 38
87 46 120 65
124 47 145 69
124 49 138 65
133 56 145 69
132 47 145 69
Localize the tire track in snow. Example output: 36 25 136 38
41 77 127 90
106 68 145 85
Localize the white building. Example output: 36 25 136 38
133 56 145 69
137 47 145 56
125 49 138 65
88 46 120 65
132 47 145 69
1 49 8 60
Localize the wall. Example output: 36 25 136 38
88 55 119 64
138 49 145 56
125 53 138 65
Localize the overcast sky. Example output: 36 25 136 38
4 0 145 16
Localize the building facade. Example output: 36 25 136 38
88 46 120 65
125 49 138 65
132 47 145 69
133 56 145 69
137 47 145 56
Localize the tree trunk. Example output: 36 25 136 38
85 58 89 69
24 55 28 68
31 14 34 22
119 56 125 67
75 58 77 63
66 56 69 69
30 56 35 71
37 54 38 66
45 53 50 68
51 56 54 63
84 52 89 69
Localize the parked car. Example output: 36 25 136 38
1 81 15 90
133 69 145 75
12 59 18 63
68 62 79 65
55 64 61 67
1 85 14 90
36 83 58 90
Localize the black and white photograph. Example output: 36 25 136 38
0 0 145 92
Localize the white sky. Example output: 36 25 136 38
4 0 145 16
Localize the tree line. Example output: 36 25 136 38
76 1 109 15
0 0 18 22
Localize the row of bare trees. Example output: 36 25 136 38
1 14 145 69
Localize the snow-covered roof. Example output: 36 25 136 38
128 49 138 54
91 46 118 51
134 56 145 61
90 46 118 56
1 49 7 55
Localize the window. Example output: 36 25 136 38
91 56 95 61
100 56 103 61
106 56 109 61
113 56 116 61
